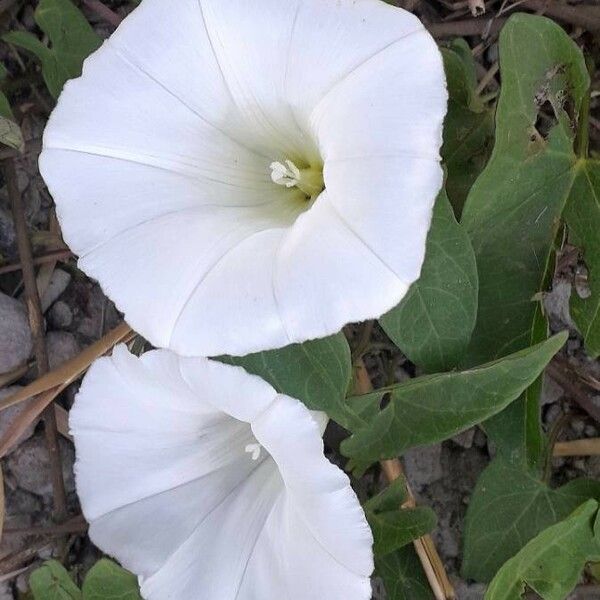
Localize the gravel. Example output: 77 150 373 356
0 292 32 374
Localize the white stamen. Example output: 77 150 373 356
245 442 262 461
270 159 301 188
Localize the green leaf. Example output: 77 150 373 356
376 546 434 600
484 500 600 599
365 478 437 557
0 64 14 119
441 39 494 213
379 189 478 373
460 13 589 464
219 333 359 429
30 561 81 600
0 114 24 151
3 0 101 98
463 456 600 582
82 559 141 600
564 161 600 358
341 333 566 465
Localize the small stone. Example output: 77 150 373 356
585 425 597 437
0 386 36 455
403 444 443 491
571 418 586 436
451 428 475 449
473 428 487 448
41 269 71 312
5 433 75 498
541 374 563 406
48 300 73 329
587 456 600 479
76 283 119 339
452 580 487 600
0 582 13 599
46 331 81 371
0 292 32 374
544 402 563 426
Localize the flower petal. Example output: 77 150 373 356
72 348 373 599
274 191 409 342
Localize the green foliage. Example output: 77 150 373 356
485 500 600 599
3 0 101 98
29 561 81 600
564 161 600 357
461 13 590 465
341 333 566 465
81 560 142 600
0 115 24 151
365 477 437 557
30 560 141 600
219 333 360 429
376 546 434 600
441 38 495 213
379 189 478 373
0 64 14 119
462 457 600 582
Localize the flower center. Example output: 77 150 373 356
269 159 324 200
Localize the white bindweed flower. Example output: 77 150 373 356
71 346 374 599
40 0 447 357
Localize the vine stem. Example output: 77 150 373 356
354 360 455 600
4 158 67 523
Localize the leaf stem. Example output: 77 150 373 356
576 61 593 159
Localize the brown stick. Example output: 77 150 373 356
427 17 506 37
546 361 600 424
520 0 600 30
554 438 600 457
354 360 455 600
82 0 123 27
0 322 133 411
3 515 87 537
4 159 67 522
0 249 73 276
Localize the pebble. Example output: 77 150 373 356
5 433 75 498
46 331 81 370
47 300 73 329
41 269 71 312
0 292 32 374
541 373 563 406
452 580 487 600
451 428 475 449
403 444 443 491
0 386 36 455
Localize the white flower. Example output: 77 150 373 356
40 0 446 357
71 346 374 599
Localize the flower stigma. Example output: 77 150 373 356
269 159 324 200
245 442 262 461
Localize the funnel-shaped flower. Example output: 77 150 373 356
41 0 446 356
71 346 374 599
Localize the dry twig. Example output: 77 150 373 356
554 438 600 457
82 0 123 27
354 360 455 600
4 158 67 522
